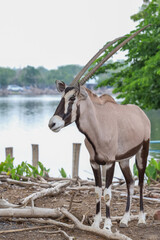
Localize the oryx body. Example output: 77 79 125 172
49 83 150 230
48 25 151 231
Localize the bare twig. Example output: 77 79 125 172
40 229 75 240
68 192 76 211
0 225 55 234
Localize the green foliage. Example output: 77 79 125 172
133 158 160 184
0 155 50 179
0 64 82 88
59 168 67 178
95 0 160 109
0 154 14 174
0 68 16 88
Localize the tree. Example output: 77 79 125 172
48 65 82 86
19 66 41 86
96 0 160 109
0 67 16 88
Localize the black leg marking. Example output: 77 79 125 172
91 164 102 227
92 166 102 188
136 139 149 225
119 160 134 227
119 160 134 213
103 163 115 230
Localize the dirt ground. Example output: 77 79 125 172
0 182 160 240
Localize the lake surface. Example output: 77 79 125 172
0 95 159 179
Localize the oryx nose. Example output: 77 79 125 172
48 122 56 129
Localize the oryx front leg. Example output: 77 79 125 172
91 162 102 228
103 163 115 231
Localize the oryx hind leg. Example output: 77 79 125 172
136 140 149 226
91 161 102 228
119 159 135 228
103 162 115 231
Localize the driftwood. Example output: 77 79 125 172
61 208 132 240
0 207 61 218
1 175 160 240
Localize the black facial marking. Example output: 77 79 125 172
65 87 75 94
54 97 65 118
64 101 74 126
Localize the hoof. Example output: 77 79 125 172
138 222 146 227
119 221 128 228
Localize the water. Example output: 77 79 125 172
0 95 159 179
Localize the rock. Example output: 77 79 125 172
154 210 160 220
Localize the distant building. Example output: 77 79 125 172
7 85 24 92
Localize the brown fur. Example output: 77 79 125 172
85 88 117 105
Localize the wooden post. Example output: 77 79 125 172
32 144 39 167
5 147 13 158
72 143 81 178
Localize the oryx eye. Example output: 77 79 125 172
69 95 76 101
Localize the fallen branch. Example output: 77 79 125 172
0 225 55 234
7 217 74 229
20 181 70 206
120 193 160 203
0 198 20 208
3 178 50 188
0 207 61 218
61 208 132 240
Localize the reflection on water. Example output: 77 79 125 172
0 95 159 179
145 109 160 159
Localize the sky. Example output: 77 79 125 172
0 0 144 70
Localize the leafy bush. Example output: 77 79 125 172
0 155 50 180
133 158 160 184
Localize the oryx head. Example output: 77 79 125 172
48 80 88 132
48 25 150 132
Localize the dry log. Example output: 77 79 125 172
20 181 70 206
0 207 61 218
61 208 132 240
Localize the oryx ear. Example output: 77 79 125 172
56 80 66 92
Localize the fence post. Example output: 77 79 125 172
32 144 39 167
72 143 81 178
5 147 13 158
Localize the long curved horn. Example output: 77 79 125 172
79 24 151 86
69 35 125 87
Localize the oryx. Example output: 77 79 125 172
48 25 151 230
